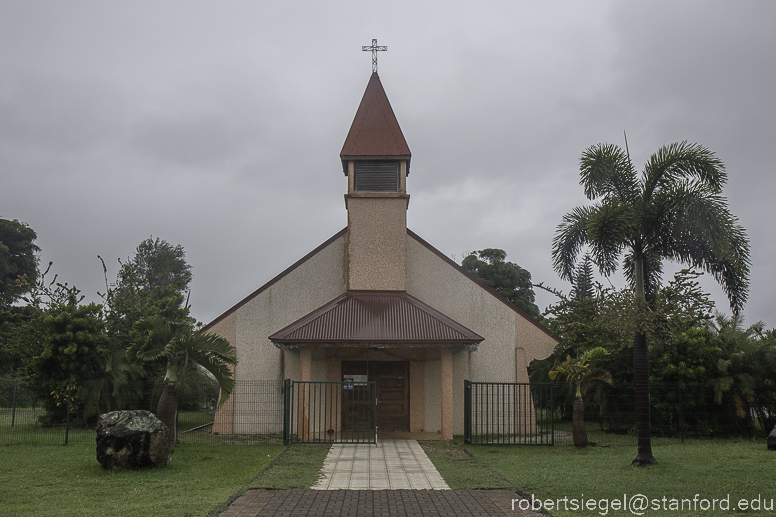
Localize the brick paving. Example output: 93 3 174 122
219 439 544 517
219 489 544 517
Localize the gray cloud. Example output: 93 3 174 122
1 0 772 327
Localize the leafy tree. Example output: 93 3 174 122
99 255 190 348
3 263 89 382
549 347 613 447
124 237 192 294
127 316 237 447
552 141 750 465
462 248 541 319
0 219 40 308
24 295 108 423
98 237 194 363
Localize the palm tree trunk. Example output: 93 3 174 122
572 396 589 447
632 257 656 465
156 382 178 451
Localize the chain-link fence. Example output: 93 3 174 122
0 379 283 446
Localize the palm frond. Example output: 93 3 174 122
581 368 613 386
642 141 726 201
579 143 639 203
585 200 633 277
552 206 593 281
126 316 173 364
653 188 750 314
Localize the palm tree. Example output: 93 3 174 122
709 313 759 425
552 141 750 465
549 347 613 447
82 346 147 422
127 316 237 448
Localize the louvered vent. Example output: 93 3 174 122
354 161 399 191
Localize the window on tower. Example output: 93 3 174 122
354 161 400 191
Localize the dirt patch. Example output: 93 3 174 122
420 444 473 460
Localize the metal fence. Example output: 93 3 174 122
464 381 555 445
5 378 774 447
0 379 283 446
284 380 377 445
465 380 776 446
561 381 776 446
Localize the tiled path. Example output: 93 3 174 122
311 439 449 490
219 439 544 517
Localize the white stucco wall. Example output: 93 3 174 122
406 234 518 381
406 232 556 434
224 233 347 382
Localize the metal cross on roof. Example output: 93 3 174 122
362 39 387 73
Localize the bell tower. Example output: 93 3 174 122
341 72 411 291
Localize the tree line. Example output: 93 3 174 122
0 228 235 445
463 140 766 466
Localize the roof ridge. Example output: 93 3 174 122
269 290 483 345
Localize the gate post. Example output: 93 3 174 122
283 379 292 446
464 380 471 444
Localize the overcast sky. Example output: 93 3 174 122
1 1 774 328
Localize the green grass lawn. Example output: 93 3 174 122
0 442 285 517
1 410 283 446
249 443 331 489
431 439 776 516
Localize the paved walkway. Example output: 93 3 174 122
312 439 449 490
219 440 544 517
219 489 543 517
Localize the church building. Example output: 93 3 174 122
203 71 559 440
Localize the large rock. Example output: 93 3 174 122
768 426 776 451
96 410 174 469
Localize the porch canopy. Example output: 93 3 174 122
268 290 483 347
270 290 479 441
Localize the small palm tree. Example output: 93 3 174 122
82 346 147 422
709 312 759 420
127 316 237 448
549 347 613 447
552 141 750 465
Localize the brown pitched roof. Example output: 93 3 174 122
340 73 411 170
268 291 483 346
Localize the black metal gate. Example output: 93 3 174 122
464 381 554 445
283 379 377 445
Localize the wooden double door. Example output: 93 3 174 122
342 361 410 432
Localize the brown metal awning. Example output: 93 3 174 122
269 291 483 348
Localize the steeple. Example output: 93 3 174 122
341 72 411 172
341 73 411 292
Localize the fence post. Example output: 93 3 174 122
11 379 17 427
677 381 684 444
550 384 555 446
64 380 72 446
283 379 291 446
464 380 471 444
